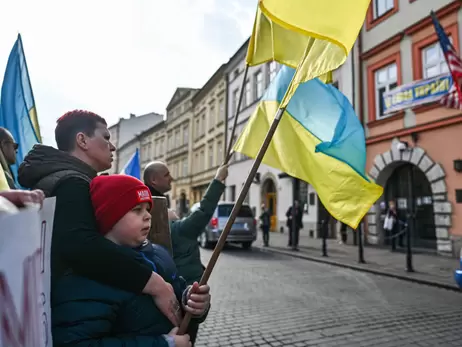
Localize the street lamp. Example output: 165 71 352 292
397 140 415 273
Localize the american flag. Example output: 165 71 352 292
431 11 462 109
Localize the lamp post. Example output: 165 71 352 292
397 141 414 273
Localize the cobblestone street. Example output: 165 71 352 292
196 247 462 347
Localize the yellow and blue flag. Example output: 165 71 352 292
0 34 41 183
247 0 370 105
234 66 383 229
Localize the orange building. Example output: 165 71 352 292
360 0 462 256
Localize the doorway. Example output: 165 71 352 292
384 163 436 249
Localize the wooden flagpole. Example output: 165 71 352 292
177 62 303 335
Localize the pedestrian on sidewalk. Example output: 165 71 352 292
384 200 403 251
286 200 303 249
259 203 271 247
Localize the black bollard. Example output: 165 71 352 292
357 222 365 264
406 166 415 272
322 220 328 257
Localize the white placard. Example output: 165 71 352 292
0 197 56 347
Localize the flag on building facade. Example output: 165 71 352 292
233 66 383 229
120 148 141 179
0 34 41 185
246 0 370 105
431 11 462 109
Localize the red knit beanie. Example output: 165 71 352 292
90 174 153 235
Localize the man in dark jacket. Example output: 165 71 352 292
18 110 180 326
144 160 227 345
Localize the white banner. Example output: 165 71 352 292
0 197 56 347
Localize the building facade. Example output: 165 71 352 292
165 88 199 217
107 112 163 173
190 65 227 203
360 0 462 256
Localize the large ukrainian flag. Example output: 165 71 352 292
234 66 383 229
0 34 41 183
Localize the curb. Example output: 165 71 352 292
254 245 461 293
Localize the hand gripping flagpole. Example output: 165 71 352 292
178 44 312 335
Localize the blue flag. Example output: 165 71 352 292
0 34 41 186
120 148 141 179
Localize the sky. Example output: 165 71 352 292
0 0 257 146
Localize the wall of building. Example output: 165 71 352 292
362 1 462 256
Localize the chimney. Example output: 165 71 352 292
130 113 136 118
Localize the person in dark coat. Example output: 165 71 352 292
286 200 303 249
144 161 227 345
52 174 210 347
18 110 179 326
259 203 271 246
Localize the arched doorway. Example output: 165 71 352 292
261 178 277 231
384 163 436 249
366 138 452 254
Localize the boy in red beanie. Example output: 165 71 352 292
52 175 210 347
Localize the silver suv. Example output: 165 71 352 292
192 201 257 250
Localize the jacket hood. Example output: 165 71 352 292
18 144 97 189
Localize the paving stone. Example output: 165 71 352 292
194 245 462 347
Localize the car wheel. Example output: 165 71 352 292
242 242 252 250
200 231 211 249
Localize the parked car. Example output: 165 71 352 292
190 201 257 249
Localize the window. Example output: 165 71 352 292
175 131 180 147
373 0 394 19
229 185 236 202
208 144 214 168
182 158 188 177
269 61 277 83
422 41 449 78
309 193 316 205
194 153 199 173
195 118 200 138
255 71 264 99
183 125 189 145
201 114 206 134
209 106 215 129
243 80 251 107
218 99 224 122
299 181 308 214
217 141 223 162
232 89 239 114
375 63 398 118
200 150 204 171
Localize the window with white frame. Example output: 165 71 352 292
375 63 398 118
217 141 223 162
195 118 200 138
201 114 206 134
422 41 450 78
269 61 277 84
183 124 189 145
374 0 394 19
218 98 224 121
175 130 180 146
209 105 215 129
255 71 264 99
232 89 239 114
243 80 251 107
182 158 188 177
208 144 214 168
